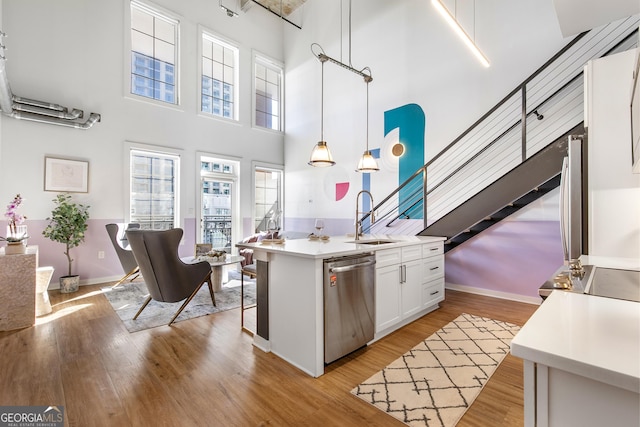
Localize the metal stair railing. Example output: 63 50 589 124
364 16 639 236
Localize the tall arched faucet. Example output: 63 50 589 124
355 190 375 240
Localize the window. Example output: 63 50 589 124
201 32 238 119
254 166 283 232
199 156 239 251
130 149 180 230
130 1 178 104
254 54 283 131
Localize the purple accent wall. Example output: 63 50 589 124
21 218 199 285
445 220 564 299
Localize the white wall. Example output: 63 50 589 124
0 0 285 282
282 0 572 234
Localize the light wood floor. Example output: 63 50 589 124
0 284 538 426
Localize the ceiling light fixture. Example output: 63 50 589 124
219 0 238 17
308 57 336 167
356 78 379 172
431 0 490 68
309 1 374 169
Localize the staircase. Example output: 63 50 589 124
364 17 638 251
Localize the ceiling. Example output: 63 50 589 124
242 0 307 17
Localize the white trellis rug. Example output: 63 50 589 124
351 313 520 427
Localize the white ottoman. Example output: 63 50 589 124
35 266 54 316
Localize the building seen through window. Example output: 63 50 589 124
130 1 178 104
130 151 178 230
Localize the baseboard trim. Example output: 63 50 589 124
445 282 542 306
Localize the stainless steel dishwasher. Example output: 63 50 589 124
324 253 376 364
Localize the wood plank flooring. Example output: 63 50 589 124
0 284 539 426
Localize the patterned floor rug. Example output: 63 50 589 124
102 273 256 333
351 313 520 427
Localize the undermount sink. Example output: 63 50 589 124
347 239 397 245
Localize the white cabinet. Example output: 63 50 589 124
375 242 444 334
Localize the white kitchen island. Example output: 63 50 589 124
511 256 640 427
237 234 446 377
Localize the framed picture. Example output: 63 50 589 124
195 243 212 257
44 157 89 192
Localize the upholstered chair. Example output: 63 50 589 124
105 223 140 288
125 228 215 326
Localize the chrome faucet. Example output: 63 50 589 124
355 190 375 240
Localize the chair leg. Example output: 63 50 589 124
112 266 140 289
133 295 152 320
206 272 216 306
241 270 257 335
168 279 210 326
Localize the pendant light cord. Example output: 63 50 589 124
366 81 369 151
321 60 324 141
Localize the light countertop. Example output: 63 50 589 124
236 234 446 259
511 290 640 393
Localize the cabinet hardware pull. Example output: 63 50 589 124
430 266 439 271
430 247 438 251
430 290 439 296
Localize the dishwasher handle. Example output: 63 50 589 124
329 259 376 273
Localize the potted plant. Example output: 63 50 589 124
42 194 90 293
1 194 28 255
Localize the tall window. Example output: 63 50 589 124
200 157 238 251
201 32 238 119
130 149 180 230
254 166 283 232
254 54 283 131
130 1 178 104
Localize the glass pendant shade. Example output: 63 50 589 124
308 141 335 167
356 150 379 172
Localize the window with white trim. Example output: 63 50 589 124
254 54 283 131
201 32 239 119
130 149 180 230
130 1 178 104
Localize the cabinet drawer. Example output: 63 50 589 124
422 242 443 259
422 277 444 307
423 257 444 281
376 248 402 268
401 244 422 262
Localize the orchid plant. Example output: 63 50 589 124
1 194 28 242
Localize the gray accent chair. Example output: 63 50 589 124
105 223 140 288
125 228 215 326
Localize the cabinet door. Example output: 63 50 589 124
401 259 423 318
375 264 401 332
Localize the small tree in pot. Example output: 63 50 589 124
42 194 90 293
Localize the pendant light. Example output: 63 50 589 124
356 78 379 172
308 58 336 167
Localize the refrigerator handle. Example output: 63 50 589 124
559 156 569 264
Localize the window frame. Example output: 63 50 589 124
252 161 284 233
198 27 240 121
125 0 181 107
125 142 182 230
252 51 284 132
196 152 241 251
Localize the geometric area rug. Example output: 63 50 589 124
102 277 256 333
351 313 520 427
